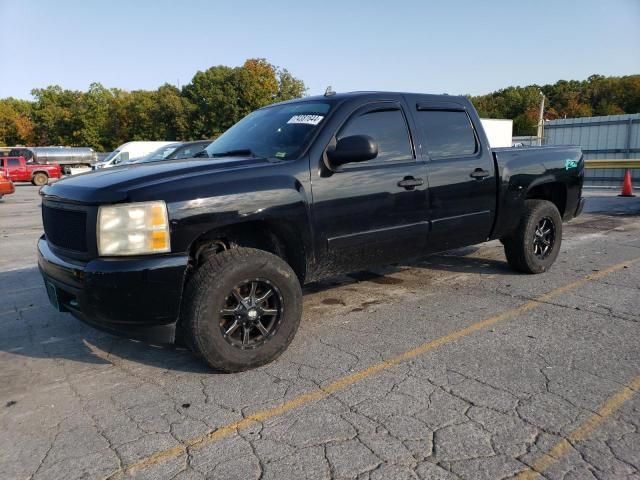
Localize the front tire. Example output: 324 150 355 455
181 247 302 372
503 199 562 274
32 173 48 186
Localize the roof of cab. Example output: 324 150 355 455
268 91 465 108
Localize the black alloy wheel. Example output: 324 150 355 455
219 279 284 349
503 199 562 274
532 217 555 259
181 247 302 372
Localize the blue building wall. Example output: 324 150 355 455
544 114 640 160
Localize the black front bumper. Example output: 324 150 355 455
38 237 189 344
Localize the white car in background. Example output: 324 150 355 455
93 141 176 169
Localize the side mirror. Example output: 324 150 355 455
327 135 378 166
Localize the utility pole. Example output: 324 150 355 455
537 92 545 146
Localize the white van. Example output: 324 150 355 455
94 141 176 169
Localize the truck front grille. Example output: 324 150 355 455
42 205 87 252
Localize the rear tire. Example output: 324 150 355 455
503 199 562 274
181 247 302 372
32 173 48 186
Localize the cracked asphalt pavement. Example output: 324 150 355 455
1 185 639 480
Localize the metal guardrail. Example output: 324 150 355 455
585 159 640 169
583 159 639 188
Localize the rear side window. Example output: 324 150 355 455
338 109 413 163
415 110 478 159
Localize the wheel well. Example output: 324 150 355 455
526 182 567 216
188 221 307 283
33 171 49 177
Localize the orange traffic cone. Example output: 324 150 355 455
619 169 635 197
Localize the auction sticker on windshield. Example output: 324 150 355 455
287 114 324 125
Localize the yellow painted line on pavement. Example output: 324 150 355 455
514 375 640 480
111 256 640 478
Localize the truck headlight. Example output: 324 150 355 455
97 201 170 256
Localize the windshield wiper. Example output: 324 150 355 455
210 149 258 158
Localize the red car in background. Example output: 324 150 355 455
0 169 15 199
0 156 61 185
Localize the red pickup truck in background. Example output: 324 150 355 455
0 170 15 199
0 156 61 186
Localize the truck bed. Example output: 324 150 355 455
490 145 584 240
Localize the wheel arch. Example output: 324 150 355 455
525 181 567 216
187 219 309 285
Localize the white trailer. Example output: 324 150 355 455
93 141 176 169
480 119 513 148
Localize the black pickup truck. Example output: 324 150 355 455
38 91 584 372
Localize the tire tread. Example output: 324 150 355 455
181 247 301 372
503 199 562 274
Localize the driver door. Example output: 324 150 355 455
311 101 429 275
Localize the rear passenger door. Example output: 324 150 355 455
410 101 496 251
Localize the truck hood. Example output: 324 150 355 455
41 157 272 204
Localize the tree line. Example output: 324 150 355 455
0 67 638 149
0 58 305 151
470 74 640 136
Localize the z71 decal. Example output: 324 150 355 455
565 159 578 170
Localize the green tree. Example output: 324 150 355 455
471 74 640 135
2 58 307 149
30 85 81 145
236 58 280 116
276 68 306 101
151 84 193 141
184 58 306 138
183 65 238 138
72 83 113 150
0 98 35 145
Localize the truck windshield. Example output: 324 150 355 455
205 102 332 160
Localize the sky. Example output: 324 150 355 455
1 0 639 100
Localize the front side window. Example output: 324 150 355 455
338 108 413 163
206 102 333 160
8 159 20 167
415 110 478 159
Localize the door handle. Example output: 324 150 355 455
397 176 424 190
469 168 490 180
